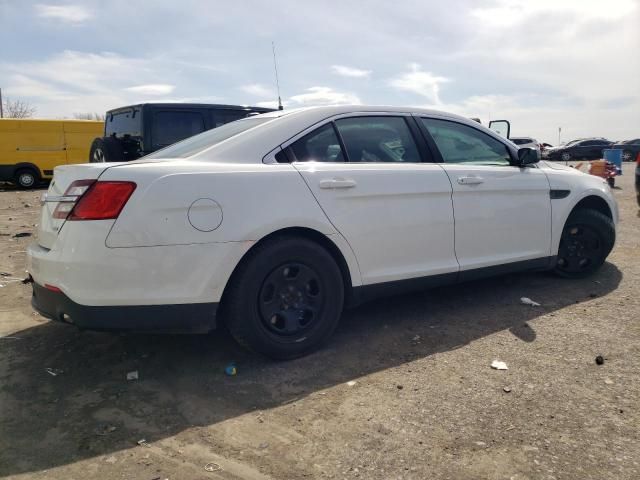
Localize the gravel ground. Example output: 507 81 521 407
0 164 638 480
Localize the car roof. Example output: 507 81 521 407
183 105 514 163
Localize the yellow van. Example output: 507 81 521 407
0 119 103 188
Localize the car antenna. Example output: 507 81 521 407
272 41 283 110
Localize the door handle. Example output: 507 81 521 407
319 178 357 189
457 176 484 185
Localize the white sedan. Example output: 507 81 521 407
27 106 618 359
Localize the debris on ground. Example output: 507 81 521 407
22 276 33 284
126 370 139 381
94 424 117 436
595 355 605 365
12 232 32 238
396 384 404 390
204 462 222 472
137 439 150 447
346 380 357 387
503 386 512 393
45 367 63 376
491 360 508 370
104 455 117 464
520 297 541 307
224 363 237 376
0 272 11 277
604 378 614 385
258 442 269 449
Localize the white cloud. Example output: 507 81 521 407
126 84 175 95
331 65 372 78
34 4 92 23
241 84 275 97
390 64 449 105
289 87 361 106
472 0 636 26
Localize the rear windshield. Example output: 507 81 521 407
146 117 272 159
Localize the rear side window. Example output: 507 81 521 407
106 108 141 137
421 118 512 166
335 116 421 163
290 123 344 162
151 111 205 149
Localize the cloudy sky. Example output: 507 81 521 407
1 0 638 143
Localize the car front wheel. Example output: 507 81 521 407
223 236 344 359
554 209 615 278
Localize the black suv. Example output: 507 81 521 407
89 103 274 163
544 138 613 161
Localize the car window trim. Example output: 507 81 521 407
414 115 519 167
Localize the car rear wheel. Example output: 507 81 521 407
561 152 571 162
223 236 344 359
554 209 615 279
14 168 38 189
622 150 634 162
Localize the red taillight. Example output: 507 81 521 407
68 181 136 221
636 152 640 166
52 179 96 219
44 284 63 293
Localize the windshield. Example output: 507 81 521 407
146 117 273 159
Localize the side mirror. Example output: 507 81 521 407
517 147 540 167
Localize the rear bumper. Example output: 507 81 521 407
32 281 218 332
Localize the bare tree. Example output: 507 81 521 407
73 112 105 121
2 98 37 118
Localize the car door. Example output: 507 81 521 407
288 113 458 286
418 116 552 274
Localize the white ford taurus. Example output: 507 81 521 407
27 106 618 358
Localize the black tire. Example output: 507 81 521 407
607 177 615 188
561 152 572 162
89 137 124 163
223 236 344 359
554 209 615 279
14 168 39 189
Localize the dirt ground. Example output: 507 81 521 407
0 164 638 480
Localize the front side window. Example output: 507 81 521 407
290 123 344 162
151 111 205 149
421 118 512 166
335 116 421 163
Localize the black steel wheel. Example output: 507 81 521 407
259 263 323 337
554 209 615 278
224 236 344 359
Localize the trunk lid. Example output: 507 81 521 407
37 163 117 249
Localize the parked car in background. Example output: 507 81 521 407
89 103 274 163
540 142 553 152
0 119 103 188
28 105 618 359
510 137 540 151
611 138 640 162
544 138 613 161
635 153 640 207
